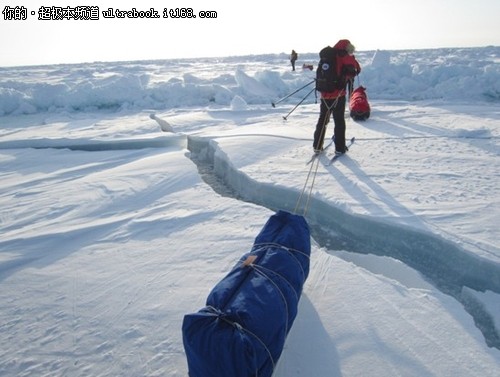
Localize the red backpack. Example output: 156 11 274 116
349 86 370 120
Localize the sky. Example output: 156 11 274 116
1 0 500 67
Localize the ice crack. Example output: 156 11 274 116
187 135 500 349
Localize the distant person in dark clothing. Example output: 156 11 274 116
290 50 298 71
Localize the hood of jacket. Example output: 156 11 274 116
334 39 355 54
334 39 351 50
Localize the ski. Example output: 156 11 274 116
306 140 333 165
328 137 355 165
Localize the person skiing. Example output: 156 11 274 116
313 39 361 155
290 50 298 71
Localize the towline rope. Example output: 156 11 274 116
294 96 339 216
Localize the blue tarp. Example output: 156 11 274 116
182 210 311 377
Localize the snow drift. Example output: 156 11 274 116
1 46 499 116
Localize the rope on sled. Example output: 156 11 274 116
204 305 276 376
201 240 311 376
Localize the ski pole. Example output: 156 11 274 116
282 87 315 121
272 80 315 107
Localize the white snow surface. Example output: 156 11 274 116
1 47 500 376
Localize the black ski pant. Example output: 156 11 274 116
313 96 347 152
